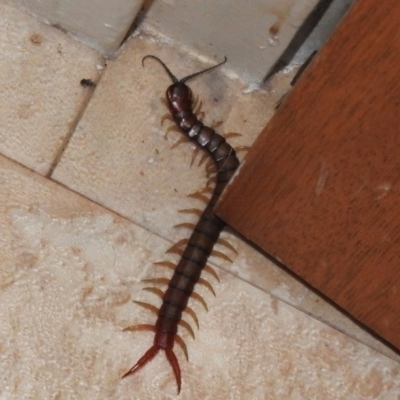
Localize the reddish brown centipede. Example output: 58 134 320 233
122 55 240 393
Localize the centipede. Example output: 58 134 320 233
122 55 240 394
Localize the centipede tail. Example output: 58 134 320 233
124 55 239 393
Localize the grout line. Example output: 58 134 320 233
46 59 108 178
119 0 155 47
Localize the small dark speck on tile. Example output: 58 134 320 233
71 247 82 256
269 22 280 37
30 33 43 45
80 79 96 87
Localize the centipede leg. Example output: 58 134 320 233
224 132 242 139
234 145 250 154
161 113 174 126
210 121 223 130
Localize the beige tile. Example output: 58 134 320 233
0 0 104 175
51 33 399 362
1 155 399 399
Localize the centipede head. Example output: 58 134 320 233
142 55 227 113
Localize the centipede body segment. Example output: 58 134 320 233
123 55 240 393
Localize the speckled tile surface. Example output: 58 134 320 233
0 155 400 399
0 0 104 175
51 35 399 361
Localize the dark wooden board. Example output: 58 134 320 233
216 0 400 349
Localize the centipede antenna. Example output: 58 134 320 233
142 55 179 83
142 55 227 87
180 57 227 83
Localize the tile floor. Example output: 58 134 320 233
0 1 399 399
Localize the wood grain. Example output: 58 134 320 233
216 0 400 350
